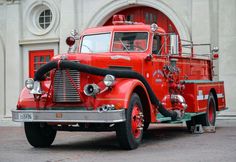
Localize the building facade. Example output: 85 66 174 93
0 0 235 119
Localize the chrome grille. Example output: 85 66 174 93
53 70 81 102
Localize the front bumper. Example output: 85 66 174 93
12 109 126 123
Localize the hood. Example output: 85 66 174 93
52 53 144 72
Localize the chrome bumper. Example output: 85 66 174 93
12 109 126 123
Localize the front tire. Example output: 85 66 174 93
143 122 150 131
116 93 144 150
24 122 57 148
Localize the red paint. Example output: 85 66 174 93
29 50 54 78
131 104 143 139
18 16 226 124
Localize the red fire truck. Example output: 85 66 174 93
12 15 226 150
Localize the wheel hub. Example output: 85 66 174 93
131 105 144 138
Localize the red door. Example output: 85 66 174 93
29 50 54 78
104 6 178 34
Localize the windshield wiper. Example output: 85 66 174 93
82 44 93 53
119 38 129 52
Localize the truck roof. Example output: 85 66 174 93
82 24 166 35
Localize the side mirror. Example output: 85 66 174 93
170 34 179 55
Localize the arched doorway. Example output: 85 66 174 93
104 6 178 35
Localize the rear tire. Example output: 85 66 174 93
186 92 216 131
186 119 195 131
24 122 57 148
199 92 217 126
116 93 144 150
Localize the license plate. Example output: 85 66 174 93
18 113 33 121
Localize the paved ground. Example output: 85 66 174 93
0 119 236 162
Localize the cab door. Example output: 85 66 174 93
151 34 171 109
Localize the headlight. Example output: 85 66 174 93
25 78 34 90
103 74 115 87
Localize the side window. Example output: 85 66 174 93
29 50 54 78
152 35 161 55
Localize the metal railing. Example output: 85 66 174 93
157 33 213 59
181 39 212 59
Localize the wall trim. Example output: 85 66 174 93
19 37 60 45
87 0 190 40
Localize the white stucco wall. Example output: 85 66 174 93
0 33 5 118
2 1 21 117
0 3 6 118
219 0 236 111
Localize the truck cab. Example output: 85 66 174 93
12 15 226 150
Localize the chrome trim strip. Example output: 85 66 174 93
217 93 224 98
53 69 81 102
183 80 224 84
12 109 126 123
197 95 204 101
197 93 224 101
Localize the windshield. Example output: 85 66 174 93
112 32 148 52
80 33 111 53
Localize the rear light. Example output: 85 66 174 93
66 36 75 46
212 46 219 59
213 53 219 59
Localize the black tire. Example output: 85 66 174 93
143 122 150 131
116 93 144 150
24 122 57 148
186 118 195 131
199 92 217 126
186 92 216 131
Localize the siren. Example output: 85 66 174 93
112 15 126 25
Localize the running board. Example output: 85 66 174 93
156 112 206 123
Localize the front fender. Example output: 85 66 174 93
17 81 51 109
94 78 151 110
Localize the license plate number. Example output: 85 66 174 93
18 113 33 121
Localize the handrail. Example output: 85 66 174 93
156 32 213 59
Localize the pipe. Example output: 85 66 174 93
34 60 178 120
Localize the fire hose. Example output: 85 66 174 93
34 60 178 120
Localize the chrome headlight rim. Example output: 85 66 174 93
25 78 34 90
83 83 100 96
103 74 115 87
